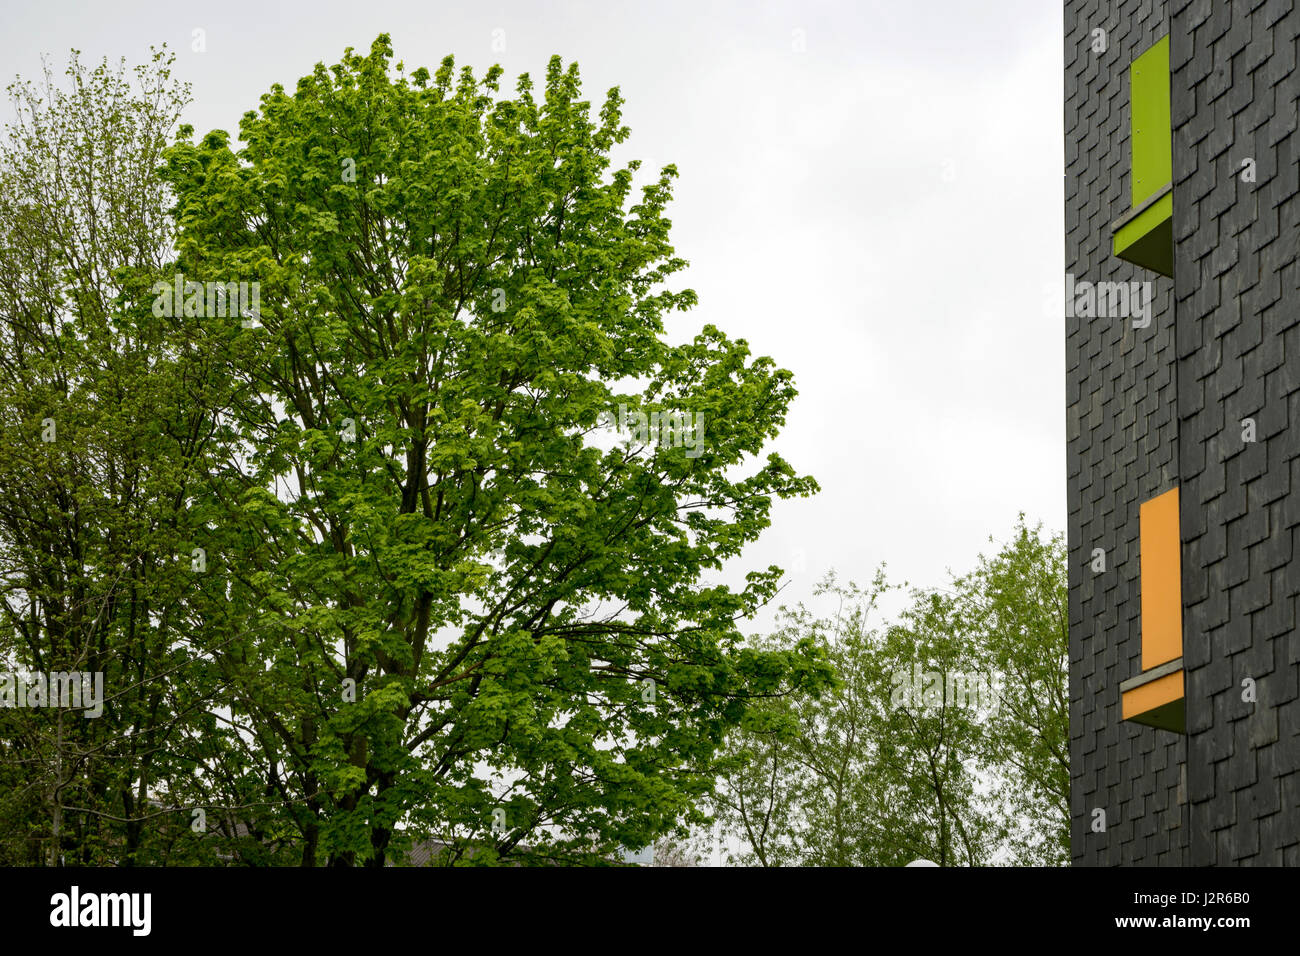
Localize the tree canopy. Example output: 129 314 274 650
0 37 829 865
712 518 1069 866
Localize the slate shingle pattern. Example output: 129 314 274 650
1067 0 1299 865
1171 0 1300 867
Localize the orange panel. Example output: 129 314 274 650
1139 487 1183 669
1121 669 1184 721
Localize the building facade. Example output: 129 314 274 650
1066 0 1299 864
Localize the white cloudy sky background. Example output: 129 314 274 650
1 0 1066 630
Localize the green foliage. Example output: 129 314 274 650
714 517 1068 866
147 36 824 865
0 47 283 865
0 37 1064 871
963 516 1070 865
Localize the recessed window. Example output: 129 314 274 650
1120 486 1185 732
1112 35 1174 277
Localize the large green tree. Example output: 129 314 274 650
158 36 826 865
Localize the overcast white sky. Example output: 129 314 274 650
2 0 1066 631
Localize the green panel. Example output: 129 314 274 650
1114 191 1174 276
1130 35 1171 207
